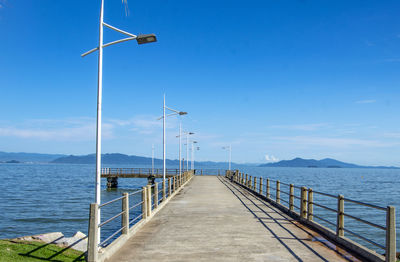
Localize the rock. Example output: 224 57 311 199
14 232 64 243
13 231 87 252
54 231 88 252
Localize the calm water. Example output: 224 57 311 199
0 164 399 254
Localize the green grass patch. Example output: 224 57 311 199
0 239 85 262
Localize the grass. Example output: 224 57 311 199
0 239 85 262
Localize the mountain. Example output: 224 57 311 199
52 153 179 165
0 151 66 163
259 157 398 169
51 153 234 168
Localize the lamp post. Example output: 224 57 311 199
222 145 232 170
191 141 198 170
157 95 187 182
81 0 157 245
182 131 194 171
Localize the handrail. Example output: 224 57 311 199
87 170 196 256
99 196 125 208
343 197 386 211
343 227 386 250
343 212 386 230
227 170 397 260
311 201 337 213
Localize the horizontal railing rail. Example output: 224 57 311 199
226 170 397 262
87 170 195 262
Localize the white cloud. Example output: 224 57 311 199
356 99 376 104
272 136 395 148
265 154 279 162
270 123 328 131
0 118 114 141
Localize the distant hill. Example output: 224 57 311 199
52 153 179 165
259 157 399 169
0 151 66 163
51 153 234 168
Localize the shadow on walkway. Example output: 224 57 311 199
218 176 359 262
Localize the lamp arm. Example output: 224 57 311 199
81 36 137 57
103 22 136 37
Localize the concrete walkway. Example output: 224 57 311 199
107 176 360 262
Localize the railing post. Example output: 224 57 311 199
154 183 158 208
142 187 147 219
276 180 280 204
266 178 270 198
162 179 166 201
87 203 99 262
289 184 294 211
146 185 152 217
336 194 344 237
259 177 263 194
122 192 129 235
245 174 248 187
249 176 252 189
253 176 256 191
300 187 308 219
201 169 203 175
168 177 171 197
386 206 396 262
308 188 313 221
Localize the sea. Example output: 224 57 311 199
0 163 399 254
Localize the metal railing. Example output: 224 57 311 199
87 170 195 262
227 170 397 262
101 167 182 176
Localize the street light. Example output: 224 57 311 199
191 141 198 170
182 131 194 171
81 0 157 246
222 145 232 170
157 95 187 182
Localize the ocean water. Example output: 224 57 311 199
0 163 398 254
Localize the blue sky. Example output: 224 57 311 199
1 0 400 165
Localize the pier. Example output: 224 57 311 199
87 170 397 262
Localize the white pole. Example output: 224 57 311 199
191 142 194 170
95 0 104 247
186 133 189 171
179 122 182 176
163 94 166 182
152 144 154 175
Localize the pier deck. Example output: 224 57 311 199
107 176 358 262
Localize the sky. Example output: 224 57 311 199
1 0 400 166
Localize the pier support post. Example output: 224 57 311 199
142 187 147 219
146 185 152 217
154 183 158 209
336 194 344 237
245 174 248 187
253 176 256 191
289 184 294 212
122 193 129 235
386 206 396 262
249 176 252 189
276 180 280 204
266 179 270 199
259 177 263 194
87 203 99 262
300 187 308 219
107 177 118 188
308 188 313 221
